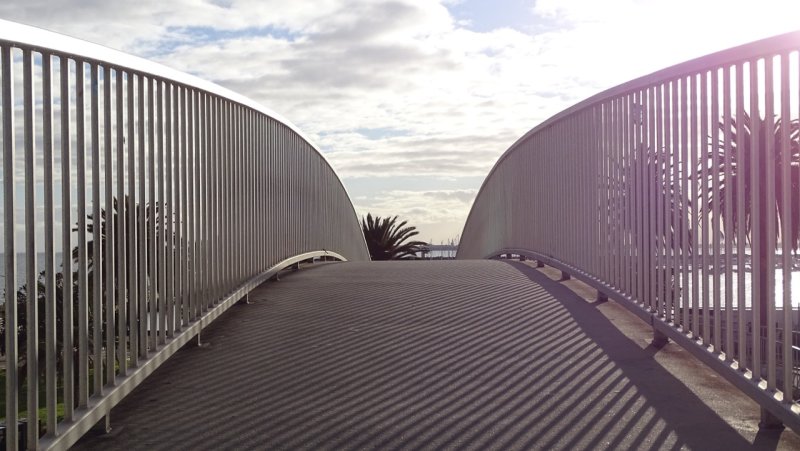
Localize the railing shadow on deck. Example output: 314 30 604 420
507 261 785 450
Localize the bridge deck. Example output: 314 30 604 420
74 260 799 450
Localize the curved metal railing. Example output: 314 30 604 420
459 31 800 431
0 20 369 450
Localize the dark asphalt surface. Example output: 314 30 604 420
73 260 800 450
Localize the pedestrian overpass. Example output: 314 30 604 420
1 20 800 450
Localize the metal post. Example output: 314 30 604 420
653 327 669 348
760 408 784 430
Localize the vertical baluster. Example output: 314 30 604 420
664 80 679 322
116 67 127 377
223 101 229 292
60 54 75 422
194 90 202 314
127 72 139 363
701 70 711 346
211 94 217 305
260 115 265 270
764 57 777 390
75 59 89 409
2 43 19 451
671 79 681 327
200 92 208 309
180 86 188 327
691 73 700 339
601 102 609 284
681 76 691 333
613 98 621 291
157 80 166 336
251 110 257 274
197 92 206 311
779 51 793 401
648 85 655 313
218 98 225 299
220 99 226 295
23 48 40 449
267 119 273 267
243 108 249 275
90 62 102 397
186 89 194 322
103 66 115 387
210 95 217 303
625 93 634 298
137 74 148 349
42 52 58 435
750 59 762 381
711 67 721 352
634 92 643 305
723 65 734 358
148 78 157 341
236 106 242 281
735 62 747 368
656 84 665 318
165 83 174 338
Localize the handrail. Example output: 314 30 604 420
0 19 359 214
459 30 800 432
0 20 369 451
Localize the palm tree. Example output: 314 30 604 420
707 112 800 246
624 143 694 252
361 214 427 260
75 195 162 279
705 111 800 324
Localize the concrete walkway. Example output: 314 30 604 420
74 260 800 450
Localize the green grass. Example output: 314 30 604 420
0 369 67 427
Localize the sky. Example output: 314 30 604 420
2 0 799 245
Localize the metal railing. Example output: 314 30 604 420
0 20 369 450
459 31 800 431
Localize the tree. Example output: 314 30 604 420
708 112 800 248
705 111 800 326
0 196 164 382
361 214 426 260
0 270 92 387
75 195 162 282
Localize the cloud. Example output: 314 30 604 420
352 188 478 242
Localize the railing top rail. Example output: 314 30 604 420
0 18 361 222
460 29 800 241
481 28 800 189
0 19 301 143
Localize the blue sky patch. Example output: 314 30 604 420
448 0 561 35
355 127 411 140
145 25 299 56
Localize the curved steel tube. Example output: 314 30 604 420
0 20 368 451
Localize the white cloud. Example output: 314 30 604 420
353 188 477 243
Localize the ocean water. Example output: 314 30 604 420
678 268 799 309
